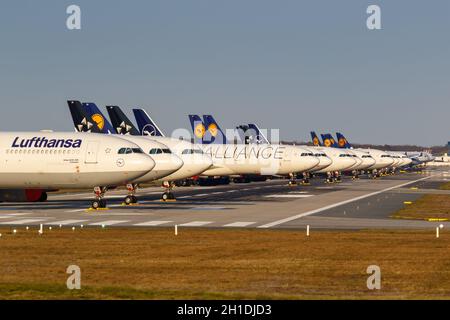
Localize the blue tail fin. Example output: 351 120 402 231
132 109 165 137
202 115 227 144
67 100 102 133
321 133 338 148
336 132 352 148
82 103 115 134
188 114 207 144
106 106 140 135
310 131 322 146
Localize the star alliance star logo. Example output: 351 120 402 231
116 121 133 135
77 118 94 132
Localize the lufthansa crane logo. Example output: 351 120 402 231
91 114 105 130
142 124 157 136
338 138 347 147
194 123 206 139
208 123 218 137
313 137 319 146
324 139 331 147
116 158 125 167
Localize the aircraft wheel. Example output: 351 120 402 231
162 192 170 201
92 200 101 210
124 195 135 205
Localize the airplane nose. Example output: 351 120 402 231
298 156 320 172
128 154 156 174
199 154 214 172
169 154 184 172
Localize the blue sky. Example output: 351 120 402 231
1 0 449 145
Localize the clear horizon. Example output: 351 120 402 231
1 1 449 147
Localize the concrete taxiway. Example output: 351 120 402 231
0 168 448 230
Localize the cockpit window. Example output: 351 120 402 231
149 148 162 155
301 153 314 157
162 149 172 154
361 155 373 158
119 148 143 154
132 148 144 154
118 148 132 154
381 155 391 158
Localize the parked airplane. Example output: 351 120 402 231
68 101 185 203
189 115 320 184
235 123 332 184
0 132 155 208
334 132 395 176
320 133 376 178
71 103 213 201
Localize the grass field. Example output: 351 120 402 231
0 227 449 300
391 194 450 220
440 182 450 190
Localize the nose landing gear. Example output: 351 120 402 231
124 184 139 206
288 173 298 186
161 181 176 201
91 186 107 209
301 172 311 185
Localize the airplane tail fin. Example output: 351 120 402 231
106 106 140 135
202 115 227 144
188 114 207 144
310 131 322 146
236 123 270 144
336 132 352 148
132 108 165 137
67 100 102 133
321 133 338 148
82 103 115 134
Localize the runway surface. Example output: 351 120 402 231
0 168 448 230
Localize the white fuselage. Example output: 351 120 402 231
197 144 319 176
346 149 376 171
117 136 184 184
308 147 356 173
145 137 213 181
0 132 155 189
358 148 395 170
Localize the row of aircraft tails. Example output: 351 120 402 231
0 100 435 209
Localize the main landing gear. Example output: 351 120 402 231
91 186 107 209
161 181 176 201
124 184 139 205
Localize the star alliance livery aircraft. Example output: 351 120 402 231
0 132 156 208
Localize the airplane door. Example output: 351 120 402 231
85 142 99 164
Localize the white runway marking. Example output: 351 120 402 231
264 194 314 198
179 221 213 227
47 220 88 226
65 209 86 213
89 220 129 226
177 196 192 199
224 222 256 227
134 221 173 226
0 213 31 218
0 219 46 225
194 194 209 197
258 174 437 229
210 192 224 195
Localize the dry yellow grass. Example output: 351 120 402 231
440 182 450 191
392 194 450 220
0 227 449 300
